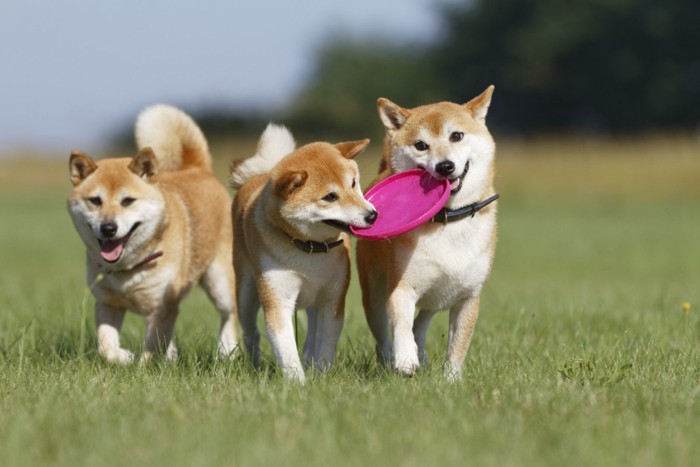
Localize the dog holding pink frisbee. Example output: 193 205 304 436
355 86 499 380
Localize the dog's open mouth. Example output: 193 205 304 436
448 161 470 195
323 219 351 233
98 222 140 263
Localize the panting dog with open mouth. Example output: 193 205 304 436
230 124 377 382
67 105 238 364
356 86 499 381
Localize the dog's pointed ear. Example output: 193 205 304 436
378 98 410 132
69 150 98 186
275 170 308 199
465 85 494 124
129 147 159 182
334 139 370 160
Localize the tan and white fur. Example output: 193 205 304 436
356 86 497 381
67 105 238 364
230 124 376 382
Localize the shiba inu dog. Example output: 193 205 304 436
230 124 377 382
67 105 238 364
356 86 498 381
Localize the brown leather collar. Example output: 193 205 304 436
288 237 344 254
132 251 163 268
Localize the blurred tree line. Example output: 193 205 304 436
282 0 700 139
117 0 699 145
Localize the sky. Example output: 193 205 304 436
0 0 447 155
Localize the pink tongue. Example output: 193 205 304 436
450 178 460 190
100 239 125 262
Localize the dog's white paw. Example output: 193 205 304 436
393 338 420 376
394 354 420 377
443 363 463 382
282 365 306 384
103 348 135 365
217 340 240 361
166 342 178 362
138 351 154 366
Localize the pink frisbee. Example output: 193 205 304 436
351 169 450 240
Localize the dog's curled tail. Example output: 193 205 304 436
229 123 295 189
135 104 212 172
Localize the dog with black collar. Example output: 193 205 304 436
357 86 499 381
230 124 376 382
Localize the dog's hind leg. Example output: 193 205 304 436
444 295 481 382
235 266 261 367
95 302 134 364
309 301 344 371
360 270 392 366
413 309 437 368
141 304 179 364
201 259 239 360
302 307 317 368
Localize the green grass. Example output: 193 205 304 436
1 137 699 466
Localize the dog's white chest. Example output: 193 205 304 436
89 264 176 313
402 212 495 310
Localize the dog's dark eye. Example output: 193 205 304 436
414 140 429 151
87 196 102 206
322 192 339 203
449 131 464 143
121 197 136 207
352 178 356 189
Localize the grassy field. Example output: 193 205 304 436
0 136 699 466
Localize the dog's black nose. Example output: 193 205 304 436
365 210 378 225
436 160 456 177
100 222 118 238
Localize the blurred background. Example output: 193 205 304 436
0 0 443 155
1 0 699 155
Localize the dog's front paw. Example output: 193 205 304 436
218 344 241 362
443 363 463 382
393 338 420 376
166 341 178 362
102 348 135 365
218 339 240 361
282 365 306 384
394 354 420 377
139 351 154 366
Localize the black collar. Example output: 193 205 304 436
288 236 344 254
431 194 500 224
